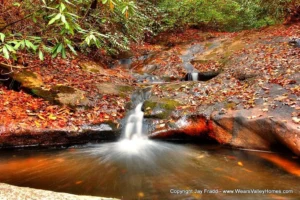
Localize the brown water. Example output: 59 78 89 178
0 141 299 200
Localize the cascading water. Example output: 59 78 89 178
185 72 199 81
124 102 144 140
117 102 153 154
191 72 198 81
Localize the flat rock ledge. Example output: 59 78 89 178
210 109 300 155
0 183 118 200
0 124 120 148
149 109 300 156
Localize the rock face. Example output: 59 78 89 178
0 64 90 107
210 110 300 155
150 115 212 140
32 85 90 107
0 123 120 148
141 24 300 155
0 183 118 200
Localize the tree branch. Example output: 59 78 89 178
0 62 32 69
0 14 33 32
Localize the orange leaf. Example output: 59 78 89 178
38 115 45 120
35 121 41 128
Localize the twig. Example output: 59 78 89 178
0 62 37 69
0 66 12 81
0 13 33 31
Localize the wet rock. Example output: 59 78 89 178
210 110 300 155
288 38 300 48
149 115 212 140
0 183 118 200
0 123 120 148
143 98 181 119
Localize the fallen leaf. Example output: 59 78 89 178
38 115 45 120
49 114 57 120
292 117 300 124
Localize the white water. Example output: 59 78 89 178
124 103 144 139
118 102 151 154
191 72 198 81
186 72 199 81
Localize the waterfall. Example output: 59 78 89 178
191 72 198 81
185 72 199 81
124 102 145 140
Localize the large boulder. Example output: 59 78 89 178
32 85 90 107
210 109 300 155
0 123 120 148
0 183 118 200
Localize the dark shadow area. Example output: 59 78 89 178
183 71 219 81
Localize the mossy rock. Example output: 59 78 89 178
204 42 214 49
96 83 134 97
78 60 105 73
13 71 43 88
194 39 245 64
143 98 181 119
32 85 90 107
225 102 237 110
31 88 55 102
52 85 76 93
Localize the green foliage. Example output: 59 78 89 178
0 33 42 59
156 0 283 31
0 0 156 59
0 0 296 60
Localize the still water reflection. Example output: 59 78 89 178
0 142 299 200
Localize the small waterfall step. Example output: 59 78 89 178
124 102 145 140
183 72 219 81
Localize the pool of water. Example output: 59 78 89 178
0 141 299 200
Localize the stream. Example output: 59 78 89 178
0 40 299 200
0 143 299 200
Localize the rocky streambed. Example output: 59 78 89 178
0 24 299 156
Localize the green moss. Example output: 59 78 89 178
143 100 158 110
143 98 181 119
205 42 213 48
90 68 100 73
117 85 134 93
160 98 181 110
31 88 55 102
225 102 237 110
